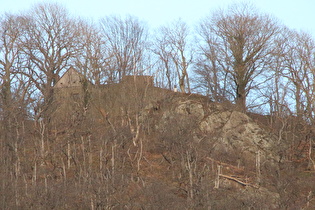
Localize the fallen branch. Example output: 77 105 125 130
219 174 259 189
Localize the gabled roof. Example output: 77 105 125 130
54 67 86 88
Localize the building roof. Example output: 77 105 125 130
54 67 155 89
54 67 86 88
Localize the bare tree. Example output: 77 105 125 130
282 30 315 120
194 35 232 101
153 19 192 93
196 3 280 111
0 14 24 120
73 20 113 85
99 15 148 82
20 3 82 109
0 13 31 146
0 13 34 209
265 28 291 117
151 30 175 90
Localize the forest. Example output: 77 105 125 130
0 2 315 209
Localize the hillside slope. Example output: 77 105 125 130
1 92 314 209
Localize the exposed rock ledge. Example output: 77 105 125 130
143 94 279 163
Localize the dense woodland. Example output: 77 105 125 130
1 2 315 209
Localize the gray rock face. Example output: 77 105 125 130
200 111 232 133
147 96 279 163
175 100 205 121
201 110 277 161
140 95 281 207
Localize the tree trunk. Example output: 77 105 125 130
236 82 246 112
295 86 303 118
179 74 185 93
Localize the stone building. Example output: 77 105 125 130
50 67 168 127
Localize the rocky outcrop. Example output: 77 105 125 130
143 94 279 163
140 93 281 207
201 110 278 162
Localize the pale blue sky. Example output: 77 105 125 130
1 0 315 35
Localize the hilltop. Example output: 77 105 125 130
1 76 315 209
